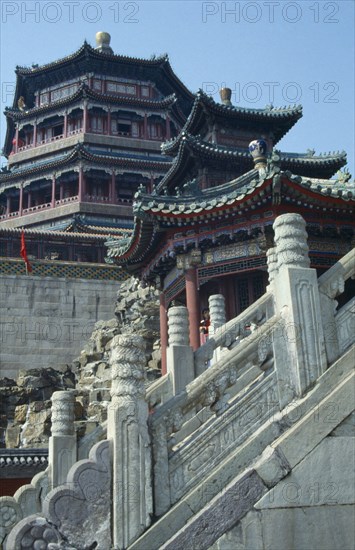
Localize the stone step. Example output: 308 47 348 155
129 346 354 550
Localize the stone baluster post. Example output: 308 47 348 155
208 294 226 364
167 306 194 394
49 391 77 489
266 246 278 291
108 333 152 549
209 294 226 335
319 277 343 364
272 214 327 407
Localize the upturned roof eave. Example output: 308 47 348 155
14 43 194 111
158 136 348 191
0 145 172 187
5 88 179 122
105 171 354 270
161 91 303 155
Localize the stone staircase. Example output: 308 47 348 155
1 213 354 550
130 347 354 549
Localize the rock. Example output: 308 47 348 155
0 275 161 449
5 424 21 448
14 404 28 423
74 401 85 420
87 402 108 423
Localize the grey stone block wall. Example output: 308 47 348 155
0 274 119 378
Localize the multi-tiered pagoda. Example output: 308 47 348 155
106 88 354 369
0 32 193 263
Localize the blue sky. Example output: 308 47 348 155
1 0 354 176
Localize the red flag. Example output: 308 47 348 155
20 230 32 273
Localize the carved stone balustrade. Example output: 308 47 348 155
49 390 77 489
317 248 355 363
209 294 226 334
209 294 226 364
167 306 194 395
168 306 189 346
194 293 273 375
151 315 280 516
272 213 327 406
108 333 152 549
266 246 278 288
7 441 111 550
273 213 310 269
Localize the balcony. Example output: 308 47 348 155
0 194 133 228
8 130 162 165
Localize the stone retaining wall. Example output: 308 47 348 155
0 274 119 378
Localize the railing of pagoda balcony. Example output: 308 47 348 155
0 197 80 220
83 195 133 205
22 202 52 215
37 134 64 146
0 193 133 221
67 128 83 136
18 143 34 152
0 211 19 220
55 195 79 206
84 194 111 203
16 129 83 153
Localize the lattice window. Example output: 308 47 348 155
253 273 265 301
0 241 8 257
238 278 250 312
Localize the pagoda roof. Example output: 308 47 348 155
157 134 347 191
161 90 303 153
105 168 355 274
0 144 172 188
12 42 194 115
140 171 355 217
3 84 185 157
0 223 132 242
5 84 182 122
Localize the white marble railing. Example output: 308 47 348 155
194 292 273 375
3 215 354 548
335 297 355 355
318 248 355 298
150 314 280 515
0 470 49 544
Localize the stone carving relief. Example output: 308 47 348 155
7 440 111 550
168 306 189 347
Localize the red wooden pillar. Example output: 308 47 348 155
185 267 200 350
6 196 11 216
63 112 68 138
110 172 115 203
78 167 84 201
83 103 88 133
15 127 19 153
160 292 168 375
33 123 37 146
51 175 56 207
165 114 171 140
107 109 112 136
143 114 148 139
19 184 23 216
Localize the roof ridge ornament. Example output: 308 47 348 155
219 87 232 106
335 168 352 185
95 31 113 55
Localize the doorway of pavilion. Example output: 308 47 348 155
198 270 268 321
